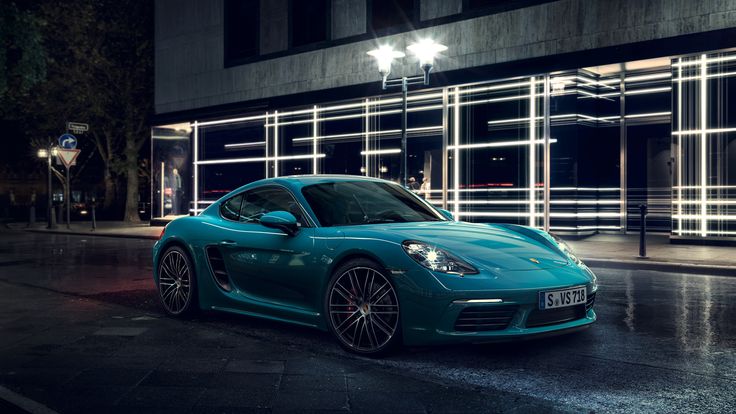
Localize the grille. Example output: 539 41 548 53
454 305 518 332
526 305 586 328
205 246 232 292
585 292 596 312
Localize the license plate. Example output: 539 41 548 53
539 286 586 310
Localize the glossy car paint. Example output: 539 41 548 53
153 175 597 346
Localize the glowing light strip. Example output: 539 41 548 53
460 81 531 95
551 225 622 230
673 200 736 205
673 185 736 189
677 58 683 235
459 95 531 106
625 112 671 119
160 161 165 217
448 139 557 150
701 55 708 237
625 87 672 95
672 54 736 67
312 105 318 174
674 214 736 221
196 114 268 127
224 141 266 149
453 299 503 304
453 87 460 220
443 200 620 205
625 72 671 82
193 121 199 215
672 71 736 82
422 187 620 193
529 77 536 227
672 127 736 135
274 111 279 177
360 148 401 155
455 212 622 218
364 99 369 176
292 125 443 143
265 104 444 127
195 153 326 165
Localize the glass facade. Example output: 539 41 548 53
152 50 736 241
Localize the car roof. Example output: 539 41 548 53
245 174 391 189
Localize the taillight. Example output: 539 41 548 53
158 225 167 240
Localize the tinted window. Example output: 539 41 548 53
241 186 307 226
220 194 244 221
224 0 259 64
370 0 415 32
301 181 444 227
291 0 329 47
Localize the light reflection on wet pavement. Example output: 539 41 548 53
1 231 734 412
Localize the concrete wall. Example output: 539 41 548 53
420 0 461 21
155 0 736 115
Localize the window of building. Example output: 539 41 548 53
290 0 330 48
369 0 416 32
224 0 260 64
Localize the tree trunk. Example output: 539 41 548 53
122 140 140 223
103 167 115 209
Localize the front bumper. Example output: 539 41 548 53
396 265 598 346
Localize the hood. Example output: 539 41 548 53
346 221 570 272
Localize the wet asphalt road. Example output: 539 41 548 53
0 231 735 413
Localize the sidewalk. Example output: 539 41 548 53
12 221 162 240
7 221 736 275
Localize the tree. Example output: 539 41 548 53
17 0 153 222
0 2 47 115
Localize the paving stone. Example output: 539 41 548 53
278 374 346 392
195 387 276 409
226 359 285 374
271 390 348 411
208 372 281 390
66 367 152 387
116 385 206 408
140 370 214 387
93 327 149 336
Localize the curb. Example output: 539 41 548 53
25 228 160 240
584 258 736 277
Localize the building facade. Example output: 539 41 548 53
153 0 736 241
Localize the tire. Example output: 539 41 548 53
157 245 198 317
325 258 401 356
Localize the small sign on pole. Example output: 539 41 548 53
58 133 78 150
58 149 81 168
67 122 89 134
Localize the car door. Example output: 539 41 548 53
217 185 318 312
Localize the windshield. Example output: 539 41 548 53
301 181 445 227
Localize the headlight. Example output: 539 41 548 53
550 233 582 265
402 240 478 275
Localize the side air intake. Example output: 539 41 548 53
205 246 232 292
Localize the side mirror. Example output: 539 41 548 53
438 208 454 221
260 211 299 236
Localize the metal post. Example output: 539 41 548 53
46 147 56 229
401 77 408 188
65 166 71 229
638 204 648 258
91 197 97 230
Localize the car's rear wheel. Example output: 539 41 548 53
158 246 198 317
325 258 400 356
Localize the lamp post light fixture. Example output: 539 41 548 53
367 39 447 187
37 144 58 229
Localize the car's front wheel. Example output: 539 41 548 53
157 245 198 317
325 258 401 356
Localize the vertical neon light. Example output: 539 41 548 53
193 121 198 214
529 77 536 227
160 161 165 217
264 112 269 178
677 59 683 235
364 99 370 176
274 111 279 178
312 106 318 174
453 87 460 220
700 55 707 237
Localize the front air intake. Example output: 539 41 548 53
205 246 232 292
454 305 518 332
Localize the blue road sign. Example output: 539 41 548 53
59 133 77 149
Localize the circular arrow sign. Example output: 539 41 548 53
58 133 78 149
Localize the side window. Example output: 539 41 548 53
220 194 244 221
240 187 307 226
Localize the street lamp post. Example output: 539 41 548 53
367 39 447 188
37 145 58 229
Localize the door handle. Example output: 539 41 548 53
219 240 237 246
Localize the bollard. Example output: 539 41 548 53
91 198 97 230
638 204 648 259
49 205 57 228
28 205 36 227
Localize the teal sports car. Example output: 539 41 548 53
153 175 597 355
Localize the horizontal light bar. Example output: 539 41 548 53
195 153 325 165
625 87 672 95
672 55 736 67
625 111 671 119
625 72 671 82
460 95 530 107
360 148 401 155
448 138 557 150
673 185 736 189
196 114 268 127
293 125 443 142
672 127 736 136
452 299 503 304
224 141 266 149
673 214 736 221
